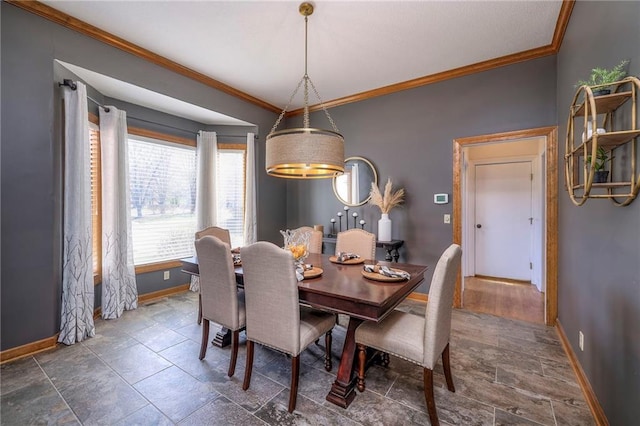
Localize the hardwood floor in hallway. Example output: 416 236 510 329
463 276 544 324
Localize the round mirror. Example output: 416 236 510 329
332 156 378 207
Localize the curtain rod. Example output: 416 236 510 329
58 79 258 139
59 79 110 112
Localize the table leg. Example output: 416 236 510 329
326 317 363 408
212 328 232 348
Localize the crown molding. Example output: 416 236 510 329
6 0 281 114
8 0 574 118
287 0 574 117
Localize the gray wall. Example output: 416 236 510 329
286 56 557 292
3 2 639 422
556 2 640 424
1 3 285 351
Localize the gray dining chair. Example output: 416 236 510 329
240 241 336 413
335 228 376 259
354 243 462 426
290 226 323 254
194 235 246 377
195 226 232 325
195 226 231 243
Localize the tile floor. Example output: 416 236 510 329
1 292 595 425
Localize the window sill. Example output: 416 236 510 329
135 260 183 275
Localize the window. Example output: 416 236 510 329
128 136 197 265
89 123 247 270
217 147 246 248
89 121 102 281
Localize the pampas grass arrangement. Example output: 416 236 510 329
369 178 405 214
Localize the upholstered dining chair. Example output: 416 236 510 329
240 241 336 413
335 228 376 259
195 226 232 325
354 244 462 426
196 226 231 244
194 235 246 377
291 226 323 254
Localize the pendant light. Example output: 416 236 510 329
265 2 345 179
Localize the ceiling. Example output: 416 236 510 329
39 0 565 125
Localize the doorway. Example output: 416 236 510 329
453 127 558 325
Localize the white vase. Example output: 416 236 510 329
378 213 392 241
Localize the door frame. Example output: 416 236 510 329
466 156 539 283
453 126 558 325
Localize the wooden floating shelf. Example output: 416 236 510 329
573 91 632 116
564 77 640 206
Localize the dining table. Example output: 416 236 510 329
180 252 428 408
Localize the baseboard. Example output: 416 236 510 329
407 292 428 302
556 319 609 426
138 283 191 304
1 283 191 365
0 334 59 365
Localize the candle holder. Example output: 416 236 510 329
359 219 366 230
352 212 358 229
330 218 336 236
337 212 343 232
343 206 350 229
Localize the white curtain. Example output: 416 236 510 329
243 132 257 245
191 131 218 291
59 81 95 345
99 106 138 319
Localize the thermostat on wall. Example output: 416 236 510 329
434 193 449 204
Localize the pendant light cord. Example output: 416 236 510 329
269 3 340 135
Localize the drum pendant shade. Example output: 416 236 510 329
265 2 345 179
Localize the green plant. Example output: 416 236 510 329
575 59 629 90
586 146 610 171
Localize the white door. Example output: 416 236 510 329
475 161 532 281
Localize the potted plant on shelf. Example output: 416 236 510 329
586 146 611 183
369 178 404 241
575 59 629 96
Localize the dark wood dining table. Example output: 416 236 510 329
180 252 427 408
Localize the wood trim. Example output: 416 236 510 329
128 126 196 147
545 127 559 324
287 45 557 117
6 1 280 114
556 320 609 425
407 292 428 303
452 126 558 325
135 260 183 275
89 112 99 124
138 283 191 304
0 334 59 365
218 143 247 151
551 1 575 52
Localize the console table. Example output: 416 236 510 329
322 237 404 262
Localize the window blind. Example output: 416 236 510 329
129 137 196 265
89 123 101 276
217 149 245 248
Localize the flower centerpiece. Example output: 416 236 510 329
280 229 310 266
369 178 405 241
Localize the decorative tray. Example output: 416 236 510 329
303 267 323 279
361 268 410 282
329 256 364 265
